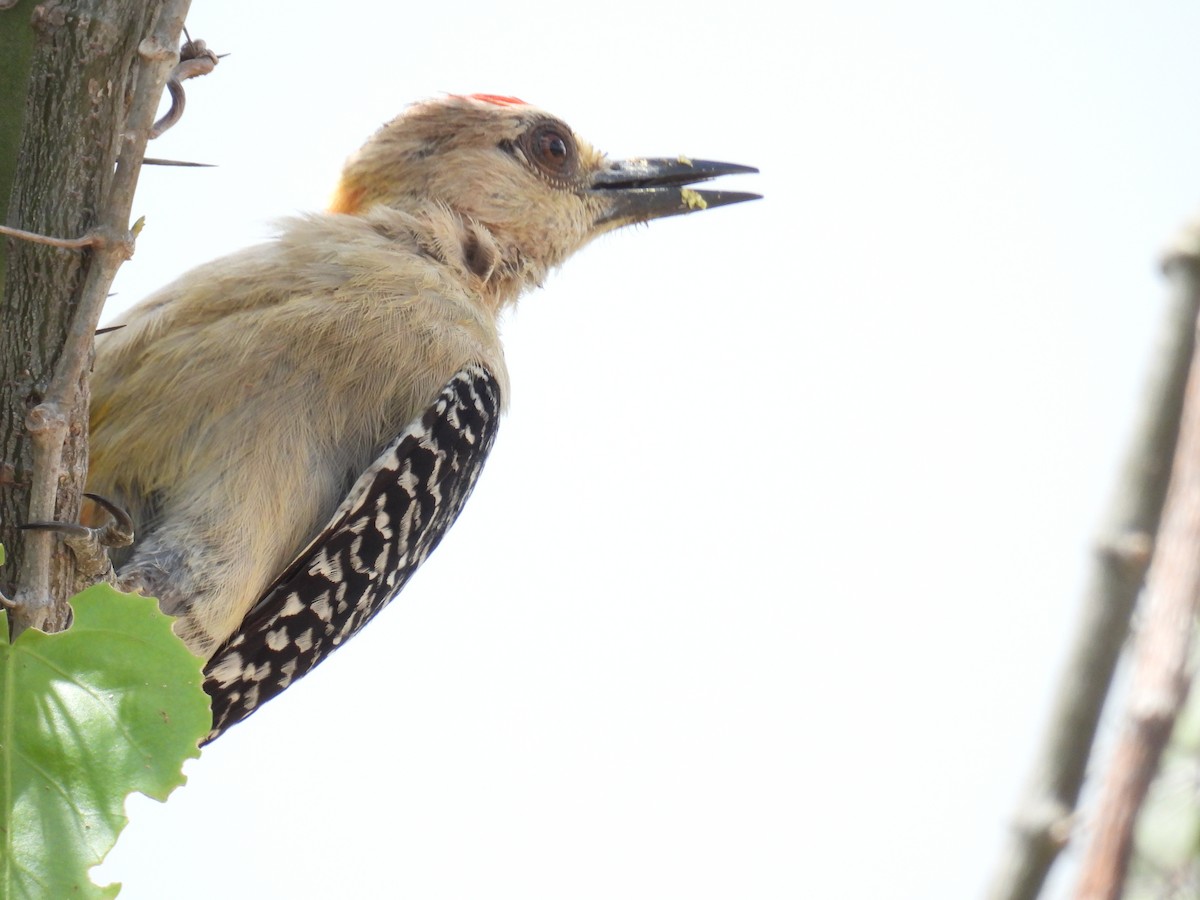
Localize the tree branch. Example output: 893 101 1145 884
1070 231 1200 899
986 225 1200 900
0 0 192 633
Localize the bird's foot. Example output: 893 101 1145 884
22 493 134 592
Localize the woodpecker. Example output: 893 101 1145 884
85 94 758 742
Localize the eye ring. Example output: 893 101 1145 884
524 123 578 181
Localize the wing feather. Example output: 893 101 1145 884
202 365 501 742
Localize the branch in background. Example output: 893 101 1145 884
1071 232 1200 899
985 226 1200 900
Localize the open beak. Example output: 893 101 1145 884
591 157 760 227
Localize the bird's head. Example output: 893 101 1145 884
329 94 758 305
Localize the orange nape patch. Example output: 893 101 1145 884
329 181 365 214
464 93 527 107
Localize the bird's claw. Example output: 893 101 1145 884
21 493 134 590
149 31 222 139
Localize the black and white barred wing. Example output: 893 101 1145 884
203 365 502 742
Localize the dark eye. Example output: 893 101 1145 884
540 132 568 162
526 124 577 179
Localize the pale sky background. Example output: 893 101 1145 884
89 2 1200 898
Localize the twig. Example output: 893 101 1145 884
0 222 101 250
10 1 193 636
985 225 1200 900
1071 233 1200 899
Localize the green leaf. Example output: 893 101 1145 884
0 585 211 899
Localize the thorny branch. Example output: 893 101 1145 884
986 226 1200 900
4 4 198 633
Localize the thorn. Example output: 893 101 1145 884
21 521 92 538
20 494 134 549
143 158 216 167
96 325 126 335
